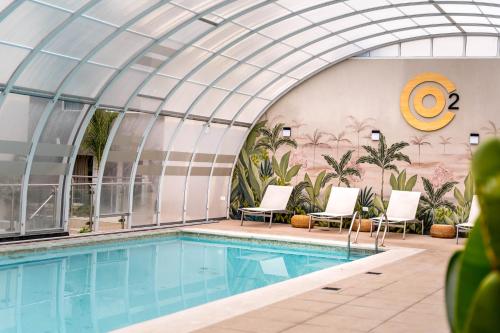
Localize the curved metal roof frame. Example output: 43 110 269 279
1 0 500 232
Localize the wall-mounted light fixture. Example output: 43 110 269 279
470 133 480 145
282 126 292 137
371 130 381 141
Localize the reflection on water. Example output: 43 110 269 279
0 237 352 333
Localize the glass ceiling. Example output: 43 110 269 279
1 0 500 235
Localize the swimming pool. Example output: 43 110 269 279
0 231 372 333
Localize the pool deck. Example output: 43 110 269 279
186 220 458 333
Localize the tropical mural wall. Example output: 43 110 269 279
231 58 500 232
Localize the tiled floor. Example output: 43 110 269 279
189 220 458 333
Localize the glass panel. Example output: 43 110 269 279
129 96 162 113
195 23 249 53
39 0 91 11
303 36 346 55
214 93 251 120
466 36 498 57
433 37 464 57
85 0 158 26
216 63 260 91
269 51 310 73
400 39 431 56
260 16 311 40
100 112 152 217
62 63 115 99
160 120 204 223
163 81 205 114
191 56 237 85
0 94 46 234
140 75 178 99
222 34 273 60
355 34 398 49
259 77 297 100
321 44 362 62
132 116 180 226
16 53 78 93
235 98 269 124
0 1 69 48
27 100 88 232
0 44 29 84
369 44 399 57
208 126 246 218
131 4 193 38
44 17 115 60
100 69 149 108
191 88 229 118
234 3 290 29
248 43 293 68
185 123 226 221
91 31 153 69
159 47 212 78
288 59 328 79
239 71 279 95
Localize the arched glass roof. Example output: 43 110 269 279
1 0 500 235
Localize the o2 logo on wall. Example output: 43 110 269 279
400 72 459 131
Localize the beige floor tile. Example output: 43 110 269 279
347 295 415 309
370 321 449 333
282 324 363 333
244 307 318 323
306 313 384 331
327 304 400 321
271 299 339 313
217 316 295 333
194 327 247 333
297 290 356 303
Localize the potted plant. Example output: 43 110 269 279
352 186 375 232
430 207 456 238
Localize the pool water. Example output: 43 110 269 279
0 233 369 333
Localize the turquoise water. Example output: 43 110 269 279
0 233 369 333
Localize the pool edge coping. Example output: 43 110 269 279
112 228 424 333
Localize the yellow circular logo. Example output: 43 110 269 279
400 72 459 131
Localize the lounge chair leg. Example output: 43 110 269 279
339 217 343 233
375 219 383 240
370 221 373 237
268 212 273 228
403 221 407 240
308 216 312 232
381 221 388 246
456 226 459 244
421 221 424 235
240 211 244 226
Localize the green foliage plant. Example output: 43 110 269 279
445 139 500 333
323 150 361 187
303 171 332 212
82 109 118 167
389 169 418 191
357 132 411 199
272 151 301 185
255 122 297 156
356 186 376 219
418 177 457 232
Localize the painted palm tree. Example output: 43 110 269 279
255 123 297 156
439 136 452 154
347 116 375 157
410 134 432 165
481 120 498 136
357 133 411 199
301 129 331 169
323 150 361 187
82 109 118 171
329 131 352 157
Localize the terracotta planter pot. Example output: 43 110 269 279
291 215 311 228
351 219 372 232
430 224 456 238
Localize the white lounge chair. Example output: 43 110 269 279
456 195 480 244
239 185 293 228
372 190 421 246
308 187 360 232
